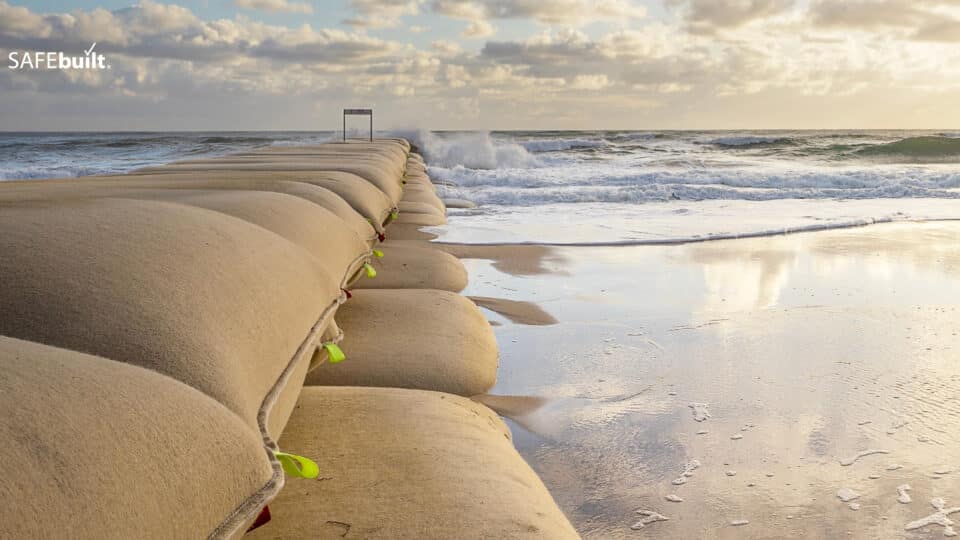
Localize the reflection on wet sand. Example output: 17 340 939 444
470 296 559 325
461 221 960 539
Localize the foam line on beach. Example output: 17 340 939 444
434 216 960 247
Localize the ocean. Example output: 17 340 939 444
3 130 960 243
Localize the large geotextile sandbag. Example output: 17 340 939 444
395 211 447 226
118 189 373 288
144 158 405 205
402 193 445 214
247 141 410 162
306 289 496 396
398 200 445 216
0 173 389 242
0 336 277 539
0 182 374 287
0 197 344 442
246 387 580 540
353 241 467 292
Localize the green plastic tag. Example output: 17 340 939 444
390 211 399 221
372 249 384 258
364 263 377 278
323 342 346 364
273 451 319 479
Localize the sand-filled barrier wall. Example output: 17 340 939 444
0 139 578 539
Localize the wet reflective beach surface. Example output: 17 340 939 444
459 222 960 539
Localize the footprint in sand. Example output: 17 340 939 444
689 403 711 422
665 494 683 503
671 460 701 485
631 510 669 530
897 484 912 504
837 488 861 503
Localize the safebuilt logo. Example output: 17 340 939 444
8 43 110 70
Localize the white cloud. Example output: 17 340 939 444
343 0 422 28
431 39 463 55
233 0 313 14
432 0 645 24
463 20 496 38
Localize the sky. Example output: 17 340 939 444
2 0 960 130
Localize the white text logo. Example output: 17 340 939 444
8 43 110 70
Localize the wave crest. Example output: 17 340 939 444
856 136 960 160
404 130 540 169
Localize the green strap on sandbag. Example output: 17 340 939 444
372 249 384 258
273 451 319 479
390 211 399 221
364 263 377 278
322 342 346 364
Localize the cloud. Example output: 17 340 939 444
233 0 313 14
0 1 409 66
808 0 931 29
343 0 422 28
463 20 496 38
678 0 795 34
805 0 960 42
432 0 646 25
913 19 960 41
4 0 960 129
431 39 463 55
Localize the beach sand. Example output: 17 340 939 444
449 221 960 539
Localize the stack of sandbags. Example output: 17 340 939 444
0 139 579 539
270 144 573 535
394 154 447 227
0 173 391 244
137 141 409 207
0 196 352 537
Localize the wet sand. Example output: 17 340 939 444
453 221 960 539
470 296 558 326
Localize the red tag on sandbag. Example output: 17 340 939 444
247 506 271 532
378 233 386 242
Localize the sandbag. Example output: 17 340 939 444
395 211 447 226
0 174 382 243
145 158 404 205
381 222 440 241
0 197 342 442
137 140 410 204
119 189 373 288
401 186 445 210
398 200 445 216
306 289 497 396
247 140 410 161
247 387 580 540
0 336 277 539
354 241 467 292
